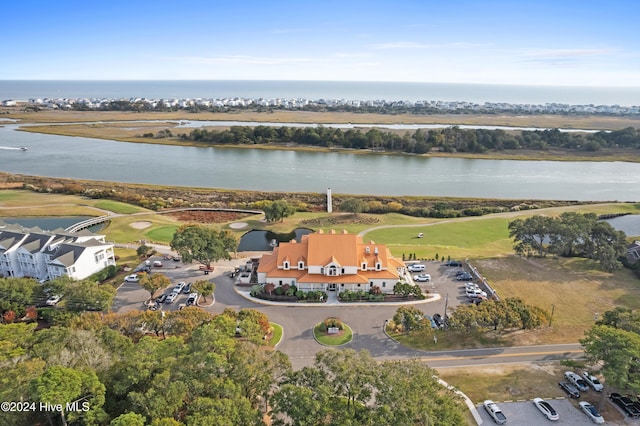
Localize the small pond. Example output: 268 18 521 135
238 228 313 252
604 214 640 238
0 216 106 232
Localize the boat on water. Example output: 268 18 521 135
20 147 27 151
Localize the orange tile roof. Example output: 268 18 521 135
258 230 404 283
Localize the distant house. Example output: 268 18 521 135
0 222 115 281
257 230 405 293
628 241 640 262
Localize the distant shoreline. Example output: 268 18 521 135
7 109 640 163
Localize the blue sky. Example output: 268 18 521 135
2 0 639 86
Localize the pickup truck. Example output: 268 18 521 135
484 400 507 424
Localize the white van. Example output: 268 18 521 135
407 264 425 272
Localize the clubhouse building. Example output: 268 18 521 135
257 230 405 293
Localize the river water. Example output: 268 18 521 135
1 123 639 201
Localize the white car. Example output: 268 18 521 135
165 291 179 304
483 400 507 425
124 274 140 283
582 371 604 392
407 264 425 272
565 371 589 392
186 292 198 306
45 294 62 306
466 288 487 299
533 397 559 421
173 281 186 293
464 282 479 290
413 274 431 282
579 401 604 424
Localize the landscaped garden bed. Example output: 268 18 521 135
250 284 327 303
314 318 353 346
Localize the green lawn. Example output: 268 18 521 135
144 226 179 243
94 200 148 214
269 323 283 347
365 217 513 259
314 323 353 346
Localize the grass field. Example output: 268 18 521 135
93 200 149 214
269 323 283 347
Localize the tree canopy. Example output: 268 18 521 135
170 225 238 268
263 200 296 222
509 213 627 271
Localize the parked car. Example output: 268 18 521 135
424 315 438 329
153 260 163 267
445 260 462 267
432 313 445 328
45 294 62 306
156 293 168 304
413 274 431 282
610 393 640 417
558 381 580 398
582 371 604 392
579 401 605 424
407 264 425 272
464 282 479 290
173 255 181 261
173 281 186 293
186 292 198 306
533 397 559 421
565 371 589 392
165 291 179 304
124 274 140 283
483 400 507 424
182 282 192 294
466 288 487 299
456 272 473 281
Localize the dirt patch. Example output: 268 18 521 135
166 210 252 223
129 221 152 229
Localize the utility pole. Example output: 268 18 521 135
549 304 555 327
443 293 449 328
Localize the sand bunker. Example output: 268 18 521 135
229 222 248 229
130 221 152 229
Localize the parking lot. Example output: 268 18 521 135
477 397 638 425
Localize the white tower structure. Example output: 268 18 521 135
327 188 333 213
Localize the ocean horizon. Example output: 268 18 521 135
1 80 639 107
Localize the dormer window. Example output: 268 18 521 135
283 261 290 270
375 262 382 271
361 261 367 271
298 261 304 269
327 265 338 276
365 246 370 254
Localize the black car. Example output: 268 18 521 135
445 260 462 267
433 313 445 328
456 273 473 281
610 393 640 417
156 293 168 304
559 381 580 398
182 283 192 294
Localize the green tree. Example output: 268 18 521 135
0 277 40 317
263 200 296 222
64 279 116 312
508 215 556 257
170 225 237 268
581 324 640 393
339 198 369 216
393 306 426 332
136 244 151 257
192 279 216 303
139 273 171 301
30 365 106 426
110 412 146 426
